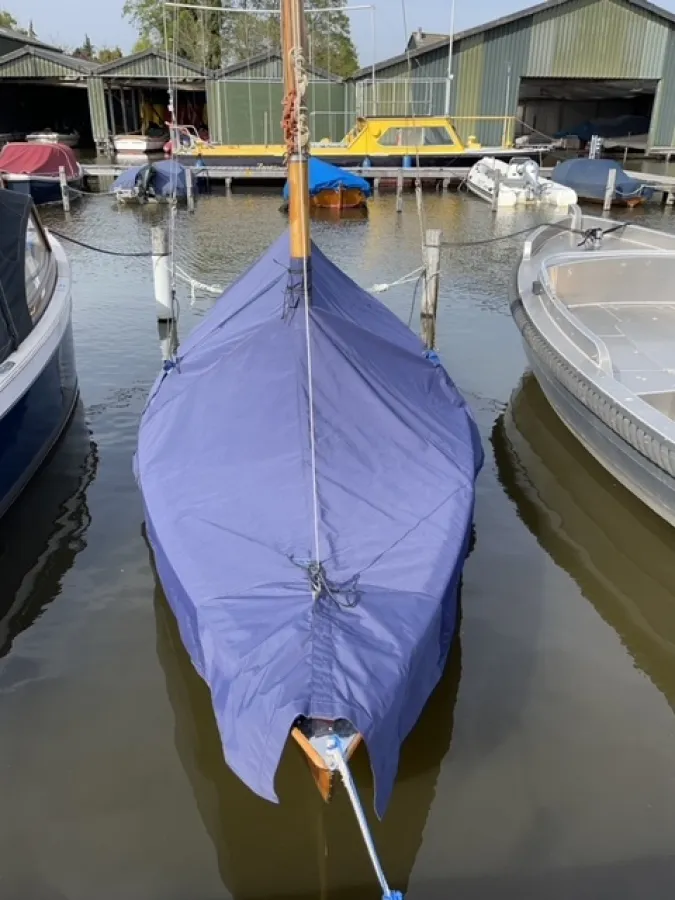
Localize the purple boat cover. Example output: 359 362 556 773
136 230 483 817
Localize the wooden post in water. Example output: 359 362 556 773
282 0 311 280
421 229 442 350
185 166 195 212
603 167 617 212
151 225 173 321
396 171 403 213
59 166 70 211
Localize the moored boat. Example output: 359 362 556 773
113 129 169 155
510 208 675 527
26 128 79 149
282 157 371 212
0 190 78 520
467 156 577 207
110 159 188 204
135 0 482 868
551 158 654 207
0 142 83 205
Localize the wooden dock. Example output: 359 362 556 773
82 162 675 203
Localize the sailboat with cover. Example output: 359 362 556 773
135 0 482 891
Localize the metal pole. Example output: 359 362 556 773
501 62 512 147
370 5 376 116
152 226 173 321
443 0 455 117
59 166 70 212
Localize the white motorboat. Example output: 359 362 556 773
0 190 78 519
511 207 675 527
113 132 168 155
467 156 577 208
26 128 79 149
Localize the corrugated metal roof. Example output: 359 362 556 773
351 0 675 79
97 49 204 80
407 30 449 50
0 46 93 78
216 50 341 82
0 26 60 52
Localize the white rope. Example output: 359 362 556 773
174 264 223 305
325 737 402 900
290 6 321 567
369 265 424 293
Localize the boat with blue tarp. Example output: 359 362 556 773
110 159 188 204
282 157 371 211
551 158 654 207
134 0 482 891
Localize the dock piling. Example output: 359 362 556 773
603 167 617 212
185 167 195 212
59 166 70 212
396 172 404 213
491 172 501 212
151 225 174 321
421 229 442 350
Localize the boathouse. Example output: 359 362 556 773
349 0 675 153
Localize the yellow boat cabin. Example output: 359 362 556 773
171 115 550 168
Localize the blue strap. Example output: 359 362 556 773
425 349 441 367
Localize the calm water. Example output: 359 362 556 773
3 187 675 899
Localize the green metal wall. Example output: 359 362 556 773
352 0 675 149
87 76 109 145
208 79 348 143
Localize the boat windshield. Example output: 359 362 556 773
378 126 455 146
25 210 55 322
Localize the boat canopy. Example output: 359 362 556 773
110 159 188 198
0 142 79 178
555 114 650 142
0 191 34 364
135 230 482 818
551 158 654 201
282 157 372 200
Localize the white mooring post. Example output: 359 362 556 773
59 166 70 212
185 166 195 212
396 171 404 213
603 166 617 212
491 171 501 212
151 225 173 321
421 229 442 350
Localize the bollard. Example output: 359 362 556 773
59 166 70 212
151 225 174 321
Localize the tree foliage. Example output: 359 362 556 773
0 9 23 32
97 46 123 63
123 0 222 69
72 34 94 60
123 0 359 76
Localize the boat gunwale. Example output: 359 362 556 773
510 244 675 486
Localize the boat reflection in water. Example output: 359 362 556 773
153 573 462 899
493 373 675 707
0 400 98 658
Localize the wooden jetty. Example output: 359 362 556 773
81 162 675 205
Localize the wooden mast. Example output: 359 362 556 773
281 0 311 271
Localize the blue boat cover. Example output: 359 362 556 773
555 114 650 142
282 157 372 200
551 158 654 202
110 159 187 198
135 232 482 817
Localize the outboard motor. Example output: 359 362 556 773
135 163 157 203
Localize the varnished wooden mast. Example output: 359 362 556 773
281 0 311 268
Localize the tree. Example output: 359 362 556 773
97 46 123 63
123 0 358 75
123 0 222 69
0 9 20 31
72 34 95 60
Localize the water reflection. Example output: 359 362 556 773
153 571 462 899
0 402 98 658
492 372 675 709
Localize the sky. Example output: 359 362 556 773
10 0 675 63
